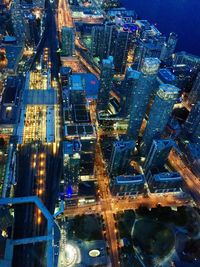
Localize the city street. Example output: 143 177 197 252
169 149 200 206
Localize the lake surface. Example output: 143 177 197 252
121 0 200 56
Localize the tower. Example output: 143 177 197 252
120 67 140 117
113 28 135 74
127 58 160 140
184 101 200 145
11 0 25 45
188 72 200 105
91 25 105 56
142 84 179 154
109 140 135 176
102 22 116 59
144 139 175 172
61 26 75 57
63 141 81 196
97 56 114 112
160 32 178 61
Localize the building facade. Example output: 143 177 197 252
142 84 179 154
127 58 160 140
109 140 135 176
97 56 114 111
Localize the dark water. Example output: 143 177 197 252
121 0 200 56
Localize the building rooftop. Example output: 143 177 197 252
70 74 84 91
65 124 96 137
158 69 177 84
115 175 145 184
4 45 23 71
152 171 182 182
23 89 57 105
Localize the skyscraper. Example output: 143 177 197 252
101 22 116 59
11 0 25 44
61 26 75 57
144 139 175 172
97 56 114 111
133 36 166 70
160 32 178 61
120 67 140 117
24 13 40 47
113 28 135 74
91 23 135 74
127 58 160 140
63 141 80 196
184 101 200 144
109 140 135 176
142 84 179 154
188 72 200 105
173 51 200 70
91 25 105 56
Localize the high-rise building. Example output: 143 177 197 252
133 36 165 70
110 174 144 196
146 171 182 193
113 28 135 74
157 68 177 86
91 25 105 56
63 141 81 196
120 68 140 117
173 51 200 70
142 84 179 154
160 32 178 61
97 56 114 111
92 22 136 74
184 101 200 145
171 65 194 91
109 140 135 176
144 139 175 172
11 0 25 44
188 72 200 105
101 22 116 59
24 13 40 47
61 26 75 57
127 58 160 140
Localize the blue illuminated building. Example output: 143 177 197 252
120 67 140 117
63 141 81 196
144 139 175 172
127 58 160 140
142 84 179 154
109 140 135 176
188 72 200 105
184 101 200 145
97 56 114 111
157 68 177 85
